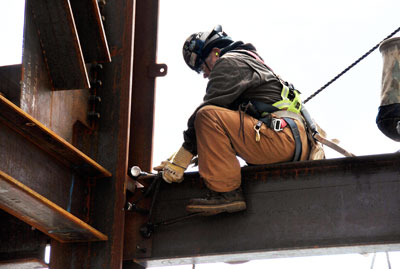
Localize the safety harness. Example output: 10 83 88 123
236 49 304 161
242 98 304 162
234 49 355 160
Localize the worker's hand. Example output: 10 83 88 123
153 147 193 183
153 161 168 172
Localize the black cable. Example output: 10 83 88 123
370 253 376 269
386 252 392 269
304 26 400 104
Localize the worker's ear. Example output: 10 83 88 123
213 48 221 57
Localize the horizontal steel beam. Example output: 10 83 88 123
0 95 111 178
0 169 107 242
132 153 400 267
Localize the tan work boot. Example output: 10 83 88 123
186 188 246 216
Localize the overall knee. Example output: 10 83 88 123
194 105 218 129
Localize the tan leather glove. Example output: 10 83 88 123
153 146 193 183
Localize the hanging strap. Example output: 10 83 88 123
313 133 355 157
284 117 302 161
273 110 305 161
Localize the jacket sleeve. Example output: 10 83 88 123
182 56 260 155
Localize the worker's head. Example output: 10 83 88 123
183 25 233 77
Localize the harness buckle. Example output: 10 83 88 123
272 118 283 132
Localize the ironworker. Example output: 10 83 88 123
154 25 310 216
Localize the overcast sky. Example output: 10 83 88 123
0 1 25 66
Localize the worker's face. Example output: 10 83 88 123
200 48 220 79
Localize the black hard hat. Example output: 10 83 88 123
182 25 233 73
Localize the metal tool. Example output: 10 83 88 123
139 212 204 238
127 166 204 238
125 166 158 215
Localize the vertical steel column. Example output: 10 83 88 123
89 0 136 268
49 1 136 268
129 0 161 172
123 0 161 264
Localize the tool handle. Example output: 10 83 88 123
128 166 156 178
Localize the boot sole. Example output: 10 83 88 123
186 201 246 216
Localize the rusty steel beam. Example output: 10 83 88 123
129 0 163 172
0 123 89 220
0 0 134 267
0 95 111 178
124 0 163 263
14 0 138 266
0 169 108 242
29 0 90 90
0 210 48 264
52 0 137 268
0 4 108 262
0 65 22 106
0 259 48 269
22 1 91 144
132 153 400 267
69 0 111 63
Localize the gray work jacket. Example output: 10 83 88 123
182 50 283 155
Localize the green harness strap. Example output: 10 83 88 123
272 85 302 114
